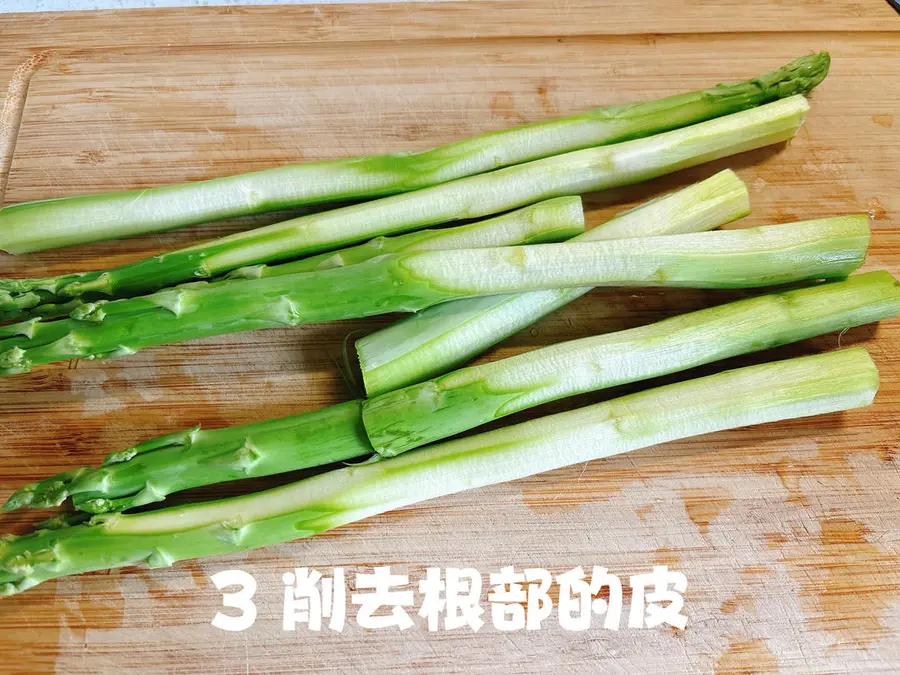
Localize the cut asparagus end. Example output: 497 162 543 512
362 270 899 456
586 168 750 240
356 169 750 396
0 347 875 595
0 54 827 255
0 94 809 320
395 213 867 295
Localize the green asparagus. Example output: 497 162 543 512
0 216 870 376
5 271 895 513
0 95 811 319
356 168 750 396
0 53 829 254
0 348 878 596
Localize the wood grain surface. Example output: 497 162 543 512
0 2 899 673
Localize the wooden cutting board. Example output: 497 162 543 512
0 2 898 672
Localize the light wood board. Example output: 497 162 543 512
0 2 899 673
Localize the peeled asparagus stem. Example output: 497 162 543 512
362 271 900 456
0 53 828 254
0 216 870 376
226 196 584 278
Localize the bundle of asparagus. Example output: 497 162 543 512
0 94 812 321
5 270 896 515
1 52 894 598
0 349 879 595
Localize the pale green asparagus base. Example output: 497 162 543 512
362 271 900 456
356 168 751 395
0 53 829 253
0 216 870 375
0 95 811 317
0 348 877 595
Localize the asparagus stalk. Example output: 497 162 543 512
5 271 896 513
0 54 829 255
11 198 587 320
362 271 900 456
0 217 870 376
356 168 750 396
0 95 811 319
0 348 877 596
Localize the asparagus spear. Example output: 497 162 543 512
362 271 900 455
0 216 870 376
0 348 878 596
5 271 896 513
12 198 587 320
0 95 811 319
0 53 829 254
356 168 750 396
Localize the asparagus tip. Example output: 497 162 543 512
2 485 35 512
770 51 831 97
0 346 31 375
2 470 83 512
